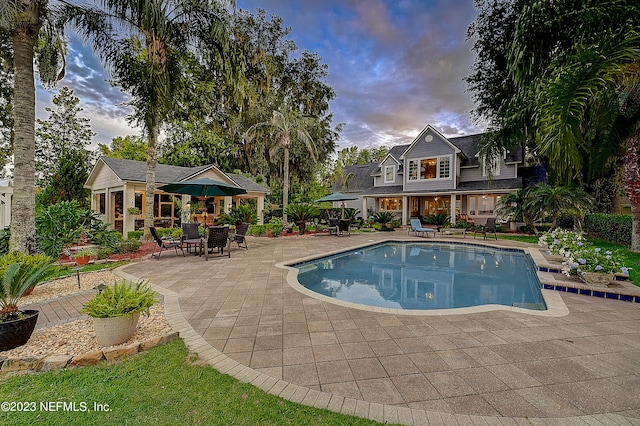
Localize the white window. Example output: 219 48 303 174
408 155 452 181
481 155 501 176
384 165 395 183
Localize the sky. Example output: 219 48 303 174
35 0 485 151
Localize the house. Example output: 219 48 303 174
334 125 524 225
85 157 270 236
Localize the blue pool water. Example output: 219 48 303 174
294 242 546 310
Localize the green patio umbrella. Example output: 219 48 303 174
315 192 359 219
158 178 247 197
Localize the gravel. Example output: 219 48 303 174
2 270 172 359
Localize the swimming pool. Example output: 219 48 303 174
294 242 547 311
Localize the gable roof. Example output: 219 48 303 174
86 157 270 193
399 124 461 160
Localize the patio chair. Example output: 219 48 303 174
233 222 249 249
205 226 230 260
338 219 351 237
409 218 436 238
474 217 498 240
150 226 184 259
328 218 339 235
181 223 202 255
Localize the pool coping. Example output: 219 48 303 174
276 238 570 317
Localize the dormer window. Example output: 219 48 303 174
384 165 395 183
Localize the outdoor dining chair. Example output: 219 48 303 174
474 217 498 240
205 226 230 260
328 218 339 235
181 223 202 255
233 222 249 249
150 226 184 259
338 219 351 237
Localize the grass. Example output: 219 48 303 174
0 339 383 426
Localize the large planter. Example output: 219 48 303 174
0 310 39 351
579 271 614 287
92 313 140 347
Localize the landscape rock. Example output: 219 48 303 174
70 350 104 367
103 343 140 362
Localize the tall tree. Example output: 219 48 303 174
1 0 65 253
506 0 640 250
68 0 235 239
246 108 316 223
35 86 95 185
98 135 147 161
0 28 14 174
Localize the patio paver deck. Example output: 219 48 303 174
115 232 640 425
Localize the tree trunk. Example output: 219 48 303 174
623 134 640 253
9 21 39 254
282 145 289 224
142 124 159 241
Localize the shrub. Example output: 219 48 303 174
424 213 450 228
81 279 157 318
247 225 266 236
371 211 395 225
96 247 113 259
286 203 320 222
0 227 9 255
127 231 144 241
217 204 257 226
35 200 92 257
585 213 632 247
116 240 142 254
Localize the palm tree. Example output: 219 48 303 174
507 1 640 250
67 0 234 239
1 1 65 253
245 109 317 223
528 184 594 229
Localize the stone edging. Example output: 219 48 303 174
0 332 179 373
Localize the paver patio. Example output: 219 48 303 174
117 232 640 425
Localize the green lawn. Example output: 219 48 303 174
0 340 384 426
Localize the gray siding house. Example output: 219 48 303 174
334 125 524 225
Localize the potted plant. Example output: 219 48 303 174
286 203 320 235
81 279 157 347
0 258 55 351
73 248 97 266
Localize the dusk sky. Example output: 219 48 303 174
35 0 485 151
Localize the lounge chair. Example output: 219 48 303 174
408 218 436 238
328 218 339 235
338 219 351 237
205 226 230 260
233 222 249 249
181 223 202 255
150 226 184 259
474 217 498 240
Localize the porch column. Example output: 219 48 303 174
450 194 456 225
123 185 135 236
224 196 232 213
402 195 408 226
362 197 368 220
257 195 265 225
181 194 190 224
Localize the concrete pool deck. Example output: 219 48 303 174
117 232 640 425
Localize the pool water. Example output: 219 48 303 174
295 242 546 311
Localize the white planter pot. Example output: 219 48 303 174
93 313 140 347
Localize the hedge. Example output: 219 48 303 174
584 213 632 247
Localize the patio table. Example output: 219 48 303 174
182 237 203 256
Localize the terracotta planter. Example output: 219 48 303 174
92 313 140 347
74 255 91 266
0 310 39 351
